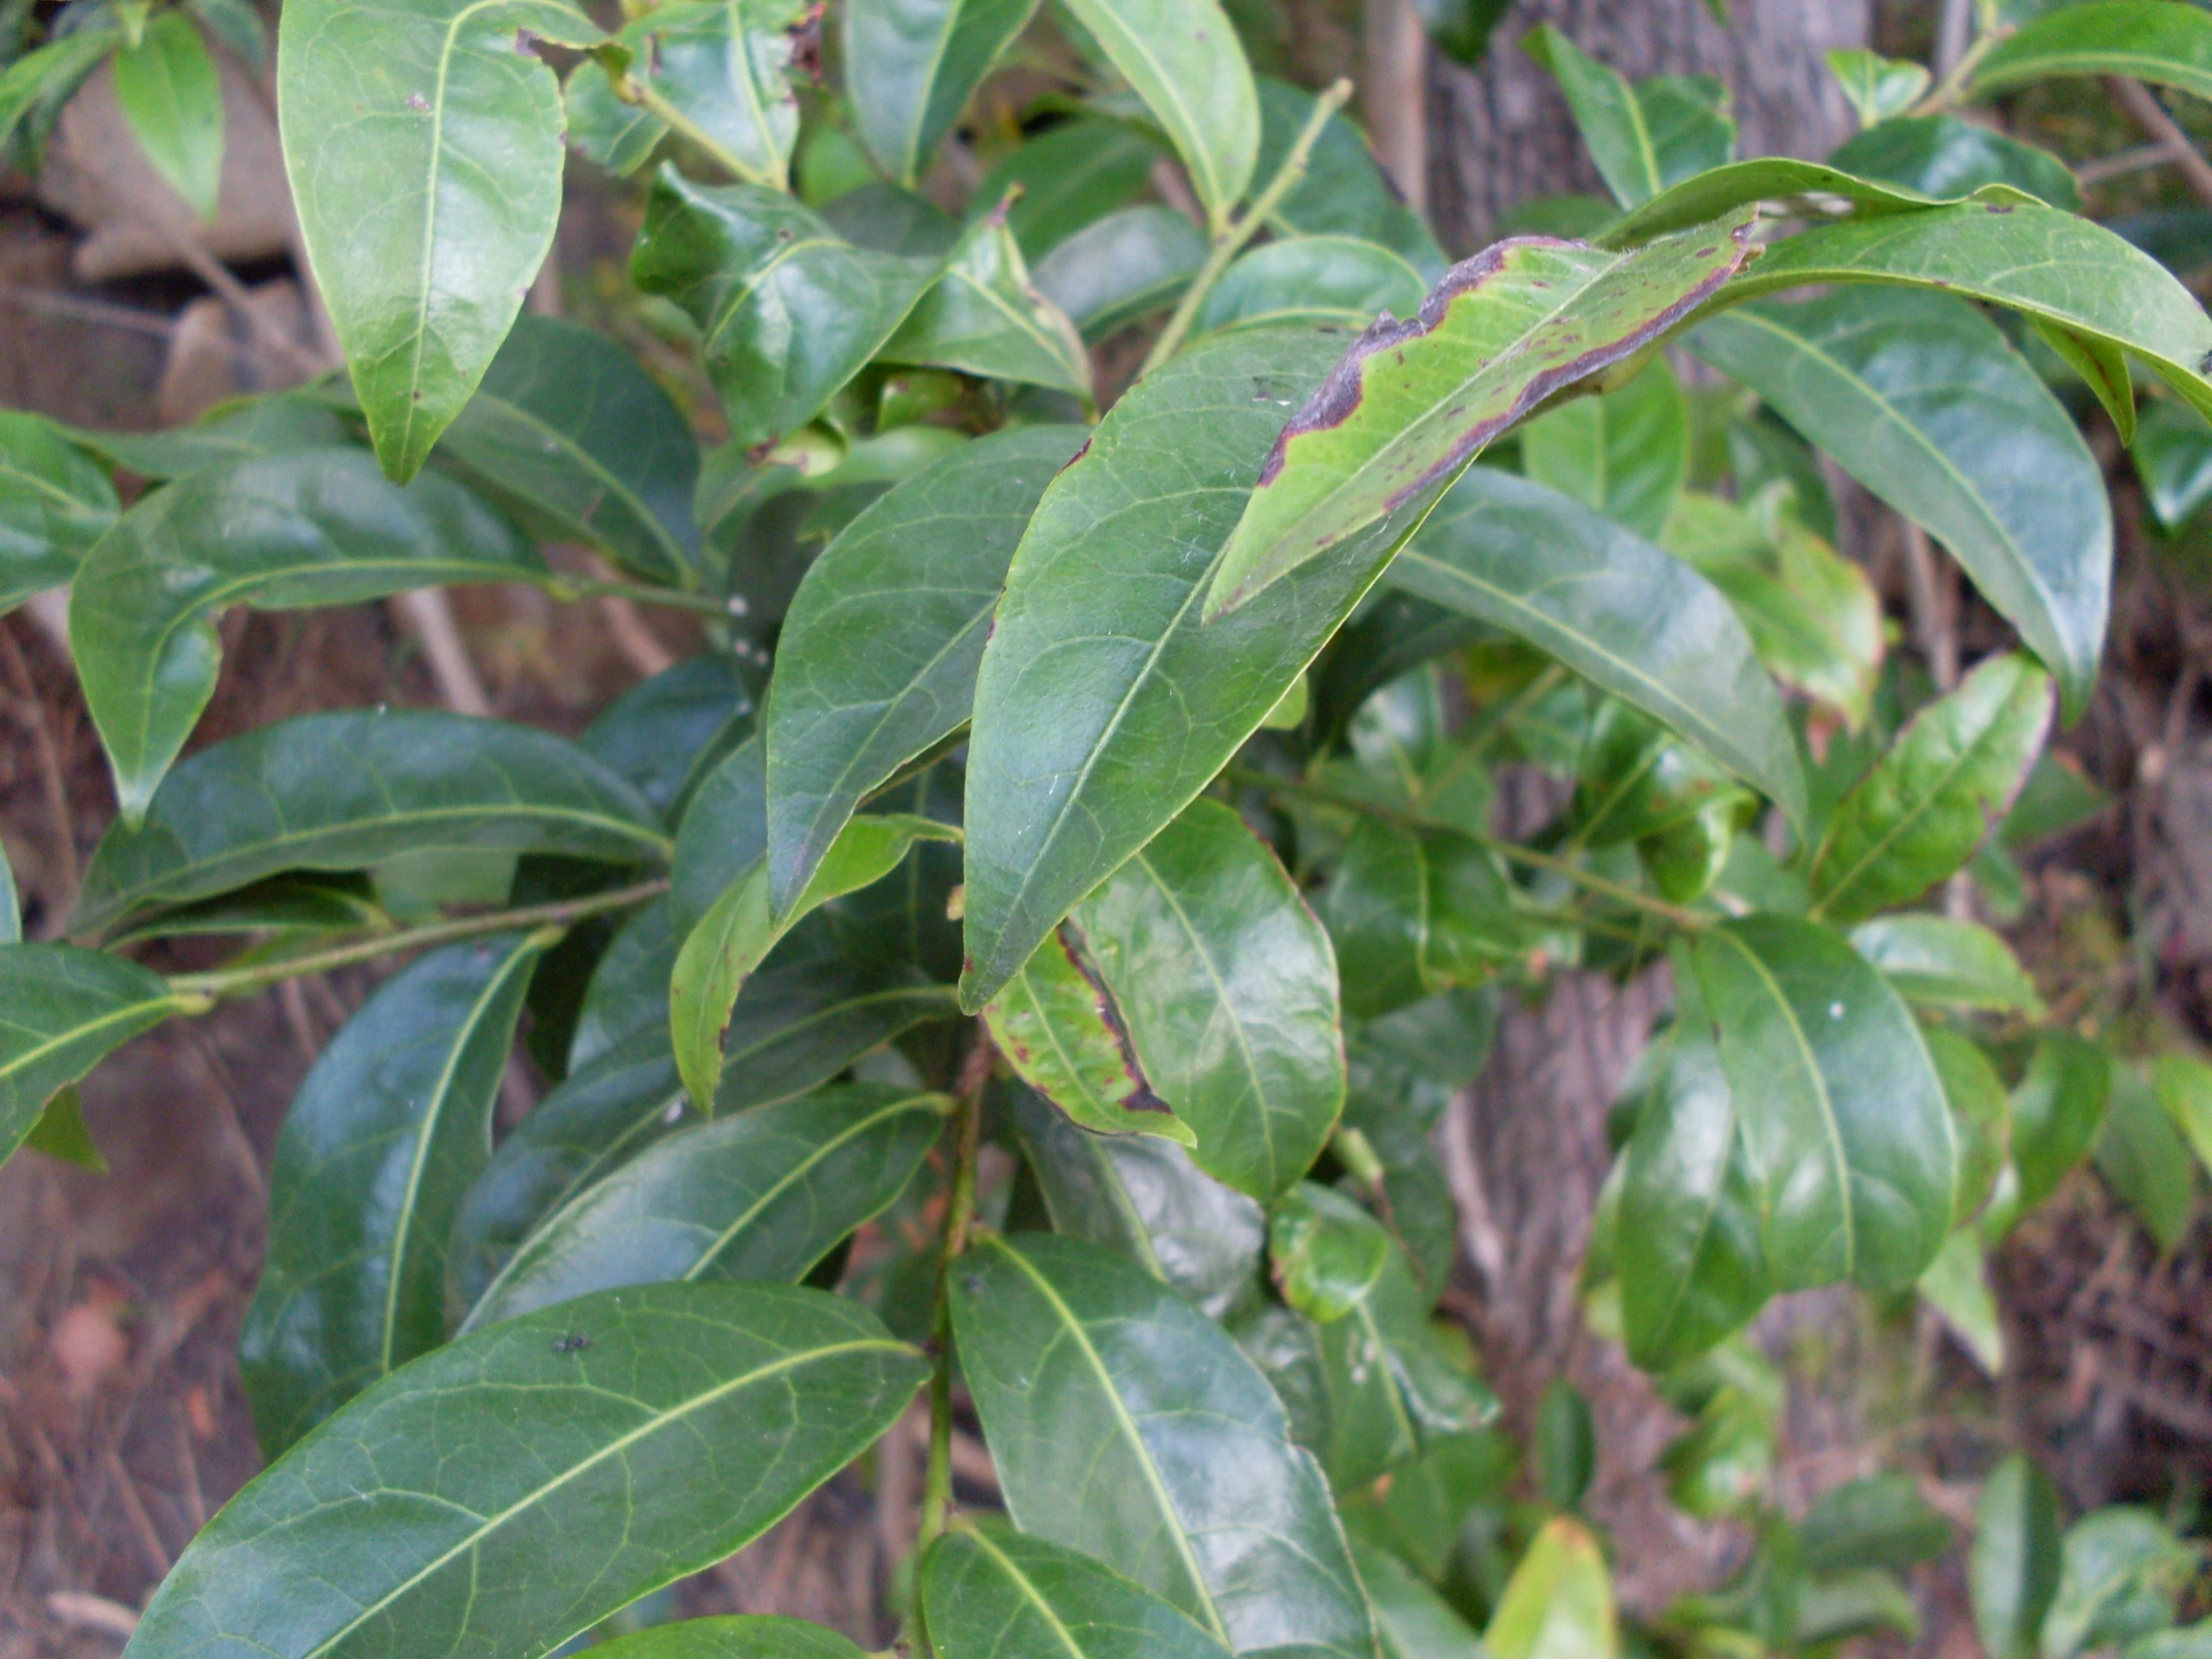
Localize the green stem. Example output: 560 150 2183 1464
165 878 669 999
1914 25 2002 114
548 576 739 620
1138 77 1355 378
918 1031 993 1554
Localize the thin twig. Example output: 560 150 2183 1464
548 575 739 620
2109 78 2212 210
918 1031 994 1555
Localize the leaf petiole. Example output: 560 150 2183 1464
623 74 785 191
546 575 743 619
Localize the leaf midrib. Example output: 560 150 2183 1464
0 992 180 1093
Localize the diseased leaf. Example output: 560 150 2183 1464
843 0 1042 185
1849 915 2045 1016
1391 466 1805 822
277 0 600 479
1033 206 1209 341
1693 916 1956 1292
1971 1 2212 106
1206 211 1756 619
2011 1032 2113 1215
1522 27 1731 209
1322 818 1522 1021
0 945 180 1168
132 1284 925 1659
67 450 546 819
633 169 934 451
1829 116 2081 212
1519 355 1688 541
1193 237 1427 338
239 933 544 1454
1690 290 2110 719
1484 1517 1619 1659
923 1523 1237 1659
113 12 223 222
1597 157 1961 246
461 1083 943 1330
1810 653 2054 924
951 1232 1378 1659
882 205 1091 396
0 408 117 613
1972 1453 2063 1659
75 711 668 936
1254 78 1446 280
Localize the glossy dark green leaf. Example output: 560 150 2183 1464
844 0 1040 185
76 710 668 935
1206 213 1757 618
68 394 354 481
1034 206 1209 342
952 1232 1378 1659
882 207 1091 396
1926 1027 2010 1224
1693 916 1955 1292
1391 466 1804 822
584 654 759 823
1270 1182 1389 1322
1522 28 1723 208
598 0 810 191
277 0 599 480
767 425 1083 909
923 1522 1237 1659
2133 398 2212 530
1810 653 2053 924
959 328 1417 1008
2041 1507 2194 1659
1690 290 2109 719
1193 237 1426 338
672 736 768 930
1972 1 2212 105
592 1616 867 1659
1536 1379 1596 1509
2012 1032 2113 1215
565 57 663 174
632 169 933 451
1483 1517 1618 1659
0 944 180 1167
1007 1082 1266 1320
436 314 701 588
462 1082 943 1330
714 929 957 1112
113 11 223 221
976 120 1158 257
21 1083 106 1171
1253 79 1445 280
2095 1068 2197 1252
1322 818 1522 1022
571 898 682 1068
1828 116 2081 212
1572 701 1742 848
1850 915 2045 1016
1519 355 1688 541
68 450 546 819
1826 50 1931 128
132 1284 925 1659
0 408 116 613
1347 1534 1485 1659
1073 798 1346 1199
1972 1453 2064 1659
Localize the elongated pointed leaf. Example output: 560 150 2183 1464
1058 0 1257 234
462 1083 943 1330
1926 1028 2010 1225
1034 207 1208 345
66 394 354 481
0 945 181 1167
606 0 810 191
114 12 224 222
715 943 956 1112
1972 1 2212 105
2012 1031 2112 1213
767 425 1083 909
1828 49 1931 128
1849 915 2045 1016
1389 466 1805 823
76 710 668 935
1972 1453 2063 1659
0 29 124 170
1193 237 1426 337
68 450 546 819
1484 1517 1619 1659
1519 354 1688 541
960 328 1423 1007
881 208 1090 395
0 409 116 613
571 898 682 1068
1349 1533 1485 1659
593 1617 866 1659
1691 289 2110 720
1811 653 2053 924
131 1284 925 1659
0 841 17 944
1207 213 1756 619
844 0 1042 185
924 1523 1238 1659
2094 1066 2197 1250
1072 798 1345 1198
436 314 702 587
1693 916 1956 1292
1523 28 1730 209
951 1232 1378 1659
278 0 599 479
1254 79 1445 280
240 932 544 1454
1321 817 1521 1021
673 736 768 929
1829 116 2081 212
633 169 934 451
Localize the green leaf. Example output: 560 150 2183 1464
0 944 179 1167
1693 916 1956 1292
239 932 544 1454
2041 1508 2194 1659
1973 0 2212 106
2154 1051 2212 1178
1810 653 2053 924
21 1084 106 1171
1057 0 1257 234
976 120 1158 257
592 1616 868 1659
1973 1453 2064 1659
985 926 1197 1144
461 1082 943 1330
2129 1625 2212 1659
713 936 957 1113
1572 702 1744 848
1034 206 1210 341
1826 49 1931 128
2011 1031 2113 1213
435 314 702 588
1849 915 2046 1016
277 0 598 480
1801 1473 1949 1575
1075 798 1347 1198
1535 1379 1595 1509
1920 1226 2003 1373
1828 116 2081 212
1348 1534 1486 1659
669 814 956 1107
0 29 125 172
67 450 547 819
571 899 682 1068
1597 156 1972 247
112 12 223 222
1321 818 1521 1021
1253 79 1445 280
923 1523 1238 1659
1390 466 1805 824
66 393 354 480
672 736 769 929
585 655 758 824
2095 1067 2197 1252
1484 1517 1619 1659
959 327 1415 1008
598 0 811 191
2133 398 2212 530
0 837 17 943
1690 290 2109 721
1270 1181 1389 1322
565 57 663 174
882 206 1092 396
1926 1027 2011 1224
1521 28 1729 209
843 0 1041 186
952 1232 1377 1659
765 425 1080 908
1193 237 1427 338
1520 355 1688 542
0 408 117 613
632 169 934 451
133 1283 924 1659
1205 211 1756 620
76 710 668 935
